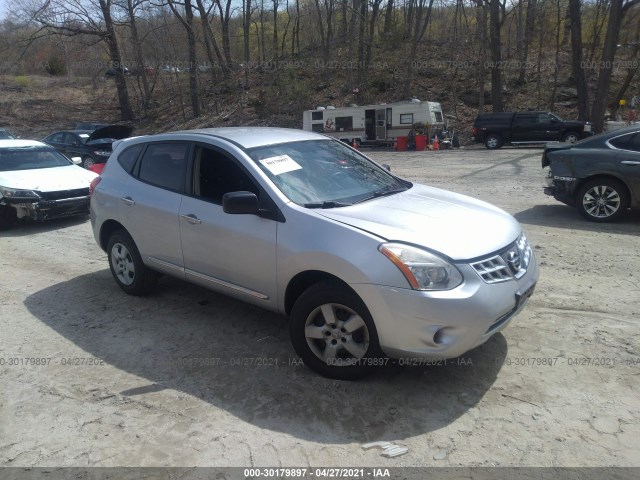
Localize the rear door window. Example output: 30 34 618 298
137 142 190 192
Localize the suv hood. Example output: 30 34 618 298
88 125 133 142
316 184 521 261
563 120 590 128
0 165 97 193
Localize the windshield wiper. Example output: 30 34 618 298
304 201 352 209
353 187 408 205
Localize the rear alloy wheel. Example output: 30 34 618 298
562 132 580 143
290 282 382 379
577 179 629 222
82 156 94 169
484 134 502 149
107 230 158 295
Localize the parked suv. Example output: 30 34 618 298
91 128 538 379
472 112 592 149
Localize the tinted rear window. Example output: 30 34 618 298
137 143 189 192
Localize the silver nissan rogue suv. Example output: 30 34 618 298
90 127 538 379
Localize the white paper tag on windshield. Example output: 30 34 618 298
259 155 302 175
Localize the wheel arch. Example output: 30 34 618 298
284 270 360 316
99 219 128 252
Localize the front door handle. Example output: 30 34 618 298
120 196 135 206
180 213 202 225
621 161 640 166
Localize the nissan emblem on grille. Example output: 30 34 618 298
504 248 521 274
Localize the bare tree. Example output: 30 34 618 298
568 0 589 120
402 0 436 96
166 0 200 117
591 0 639 132
30 0 134 120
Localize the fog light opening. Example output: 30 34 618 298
433 328 446 345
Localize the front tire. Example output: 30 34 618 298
290 282 382 380
0 205 17 229
577 179 629 222
107 230 158 295
484 134 502 149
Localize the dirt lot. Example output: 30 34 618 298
1 147 639 468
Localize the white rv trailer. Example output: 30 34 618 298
302 100 446 145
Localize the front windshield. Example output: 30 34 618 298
0 146 73 171
248 139 409 206
0 129 15 139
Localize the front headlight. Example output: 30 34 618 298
379 242 463 291
0 186 41 201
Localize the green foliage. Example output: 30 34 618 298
45 54 66 76
14 76 30 88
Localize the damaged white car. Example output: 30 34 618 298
0 139 97 228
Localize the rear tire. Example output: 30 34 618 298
107 230 158 295
577 179 629 222
562 132 580 143
82 156 94 169
290 281 383 380
484 134 502 149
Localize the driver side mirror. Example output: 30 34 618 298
382 163 391 172
223 191 259 214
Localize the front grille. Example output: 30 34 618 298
471 234 532 284
38 188 90 201
471 255 513 284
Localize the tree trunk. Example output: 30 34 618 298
402 0 436 97
591 0 638 132
517 0 536 84
476 0 487 113
99 0 133 120
569 0 589 120
383 0 394 36
195 0 229 75
215 0 233 66
489 0 503 112
126 0 150 110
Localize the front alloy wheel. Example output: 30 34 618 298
304 303 370 364
577 179 629 222
290 282 381 379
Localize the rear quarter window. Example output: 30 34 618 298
117 144 144 173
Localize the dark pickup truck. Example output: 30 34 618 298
472 112 592 149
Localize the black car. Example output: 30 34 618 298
43 125 133 169
542 125 640 222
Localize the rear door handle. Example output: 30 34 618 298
180 213 202 225
121 196 135 206
621 161 640 166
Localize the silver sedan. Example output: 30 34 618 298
90 127 538 379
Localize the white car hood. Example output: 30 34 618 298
0 165 97 192
316 184 521 260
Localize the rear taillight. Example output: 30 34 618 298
89 176 102 196
472 127 478 136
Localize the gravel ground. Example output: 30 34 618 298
1 146 639 468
